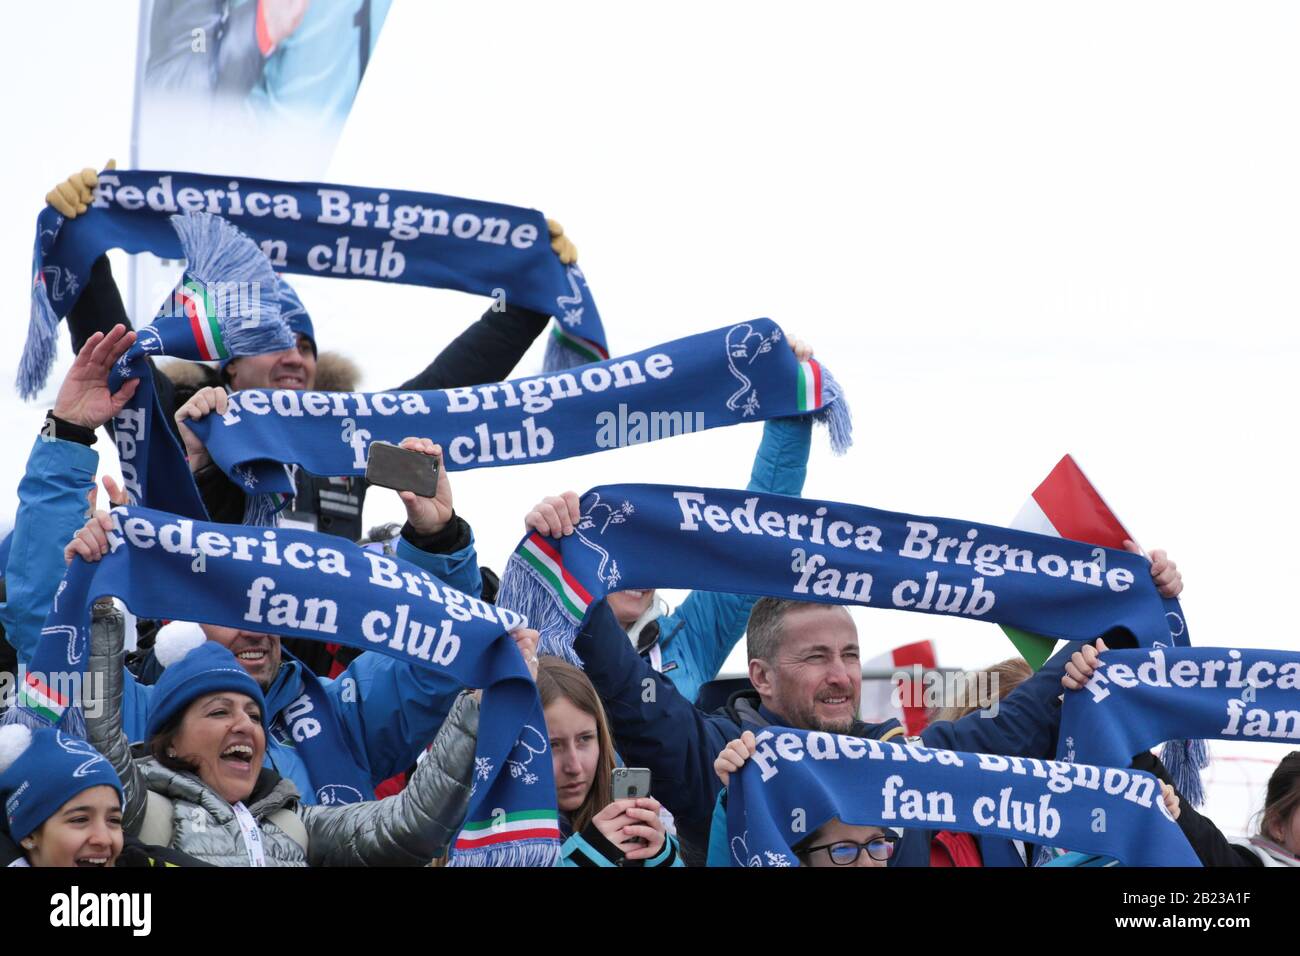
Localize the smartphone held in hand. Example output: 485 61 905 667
612 767 652 801
365 441 440 498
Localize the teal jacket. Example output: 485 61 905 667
653 417 812 702
0 436 474 805
559 823 684 867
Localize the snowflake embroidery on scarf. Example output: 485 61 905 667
1064 736 1076 763
233 466 258 490
474 757 494 781
764 851 793 867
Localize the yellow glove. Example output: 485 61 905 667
546 218 578 266
46 159 115 219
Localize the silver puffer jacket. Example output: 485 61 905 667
85 603 479 866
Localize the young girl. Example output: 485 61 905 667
538 657 682 867
0 725 124 868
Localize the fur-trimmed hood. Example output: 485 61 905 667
157 351 360 398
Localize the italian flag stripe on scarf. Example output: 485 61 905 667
519 533 592 623
455 809 563 851
549 324 609 365
1003 455 1133 669
181 280 227 361
18 674 67 723
796 359 823 413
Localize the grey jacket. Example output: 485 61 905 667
85 603 480 866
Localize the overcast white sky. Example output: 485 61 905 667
0 2 1296 832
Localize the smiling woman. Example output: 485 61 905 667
84 610 489 867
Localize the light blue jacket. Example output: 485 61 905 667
0 436 471 805
654 417 812 702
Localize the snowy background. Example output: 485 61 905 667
1 1 1296 838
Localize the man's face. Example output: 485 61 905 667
749 606 860 733
199 624 283 690
226 334 316 390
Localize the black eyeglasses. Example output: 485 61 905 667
800 832 899 865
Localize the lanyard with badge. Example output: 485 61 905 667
230 801 267 867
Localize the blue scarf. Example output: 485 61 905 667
185 319 852 505
716 728 1200 867
1059 647 1300 804
20 168 607 398
496 484 1190 663
109 212 294 520
274 661 373 806
12 506 559 866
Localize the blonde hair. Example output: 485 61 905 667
929 656 1033 724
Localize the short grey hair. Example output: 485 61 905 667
746 597 825 662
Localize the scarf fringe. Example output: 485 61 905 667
2 703 84 740
169 212 292 353
814 365 854 455
242 493 285 528
447 839 561 868
1160 737 1209 807
497 552 583 666
542 326 592 373
18 277 60 400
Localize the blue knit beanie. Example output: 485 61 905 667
145 627 267 739
276 278 316 353
0 726 124 842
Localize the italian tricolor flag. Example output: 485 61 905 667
859 639 937 736
517 533 593 624
796 359 824 413
1004 454 1134 669
455 810 562 851
179 279 229 361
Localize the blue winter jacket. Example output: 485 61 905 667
574 597 1086 857
0 437 470 804
652 417 812 703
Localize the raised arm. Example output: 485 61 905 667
84 602 149 835
921 638 1089 758
655 338 816 700
302 690 480 866
573 599 731 847
0 328 136 664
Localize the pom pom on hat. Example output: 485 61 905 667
0 725 33 775
154 621 207 668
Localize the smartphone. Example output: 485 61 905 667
611 767 652 801
365 441 440 498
